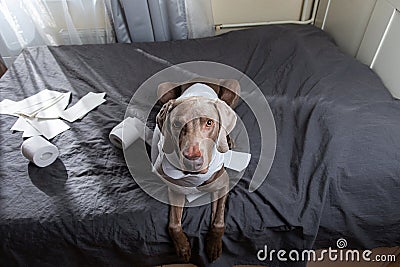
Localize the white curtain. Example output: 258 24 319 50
0 0 115 67
114 0 215 42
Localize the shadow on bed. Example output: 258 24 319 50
28 159 68 197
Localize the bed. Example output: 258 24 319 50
0 24 399 267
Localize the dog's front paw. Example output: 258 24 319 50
206 226 224 262
169 228 191 262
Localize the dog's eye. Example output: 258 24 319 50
206 119 214 127
173 121 182 128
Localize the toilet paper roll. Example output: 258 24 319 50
109 117 145 149
21 136 59 167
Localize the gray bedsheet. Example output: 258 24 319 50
0 25 399 267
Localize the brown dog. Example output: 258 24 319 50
154 77 240 262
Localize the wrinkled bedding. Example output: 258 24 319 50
0 25 399 267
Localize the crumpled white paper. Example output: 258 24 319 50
2 89 106 139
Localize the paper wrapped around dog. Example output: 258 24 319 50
110 117 251 172
21 136 59 167
110 116 251 203
223 150 251 172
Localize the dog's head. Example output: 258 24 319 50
156 78 240 173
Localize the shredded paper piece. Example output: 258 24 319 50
0 99 18 115
0 90 69 117
36 92 71 119
11 117 70 139
61 92 106 122
25 118 70 140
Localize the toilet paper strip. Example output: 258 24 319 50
26 118 70 139
35 92 71 119
21 136 59 167
11 117 41 137
3 90 106 139
12 117 70 139
0 90 69 117
0 99 18 115
22 127 41 138
223 150 252 172
61 92 106 122
186 191 208 203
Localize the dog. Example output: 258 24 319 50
152 77 240 262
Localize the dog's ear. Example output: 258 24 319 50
156 99 176 153
157 82 182 104
186 77 240 107
218 79 240 108
162 130 175 154
215 99 237 153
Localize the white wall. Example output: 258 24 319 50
316 0 377 56
211 0 305 25
318 0 400 98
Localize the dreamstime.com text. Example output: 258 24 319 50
257 238 397 263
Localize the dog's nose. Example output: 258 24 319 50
183 144 202 160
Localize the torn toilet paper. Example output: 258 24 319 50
35 92 71 119
61 92 106 122
0 89 70 117
2 89 107 168
11 117 70 139
11 117 41 137
3 90 106 139
26 118 70 140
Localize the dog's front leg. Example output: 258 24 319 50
168 188 191 262
206 183 229 261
